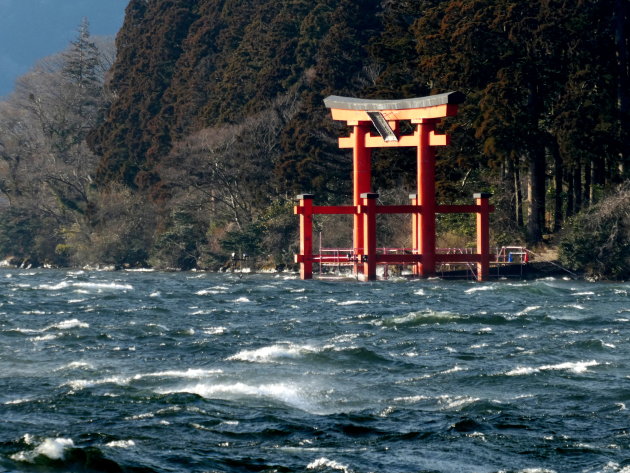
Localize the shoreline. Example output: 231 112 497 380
0 258 586 281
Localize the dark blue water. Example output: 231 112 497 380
0 269 628 473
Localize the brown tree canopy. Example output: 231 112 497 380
89 0 627 243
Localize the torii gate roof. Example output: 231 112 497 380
323 91 465 111
324 91 465 122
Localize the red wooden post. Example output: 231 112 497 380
475 192 492 281
352 123 372 277
409 192 419 276
295 194 314 280
361 192 378 281
416 119 437 277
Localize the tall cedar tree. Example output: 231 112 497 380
414 0 625 242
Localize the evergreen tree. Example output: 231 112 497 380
62 18 101 91
414 0 625 242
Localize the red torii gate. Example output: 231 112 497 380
295 92 493 281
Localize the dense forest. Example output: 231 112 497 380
0 0 628 278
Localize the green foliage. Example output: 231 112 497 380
436 211 476 244
214 199 298 268
0 208 68 267
220 222 264 260
149 210 206 270
559 185 630 280
257 199 299 266
60 186 156 268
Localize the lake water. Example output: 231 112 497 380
0 269 628 473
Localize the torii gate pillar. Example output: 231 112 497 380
352 124 371 275
416 118 437 276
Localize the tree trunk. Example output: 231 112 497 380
593 155 606 189
515 162 523 227
504 158 516 225
573 162 582 213
551 142 563 232
526 147 546 243
525 80 545 243
584 160 591 206
567 169 575 218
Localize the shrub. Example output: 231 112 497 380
559 184 630 280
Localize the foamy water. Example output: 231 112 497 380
0 269 628 473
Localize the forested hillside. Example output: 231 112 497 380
0 0 628 276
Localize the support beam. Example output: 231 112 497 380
367 111 398 142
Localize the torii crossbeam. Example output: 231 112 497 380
294 92 493 281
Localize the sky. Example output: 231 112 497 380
0 0 129 97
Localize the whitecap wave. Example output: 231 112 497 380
516 306 541 316
75 282 133 291
17 319 89 337
565 304 586 310
38 281 71 290
196 287 228 295
105 440 136 448
39 281 132 291
30 334 58 341
52 319 89 330
436 394 480 410
506 360 599 376
55 361 94 371
337 300 368 306
464 285 495 294
64 368 223 391
329 333 359 344
227 343 318 363
4 397 33 405
392 395 431 403
11 437 74 462
599 462 630 473
67 298 86 303
307 457 351 473
383 310 460 326
160 381 314 411
441 365 466 375
144 368 222 378
203 326 226 335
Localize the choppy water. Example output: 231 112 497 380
0 269 629 473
